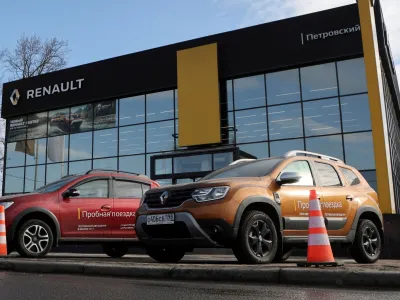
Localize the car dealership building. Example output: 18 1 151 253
2 0 400 227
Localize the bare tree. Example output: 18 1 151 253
3 34 69 79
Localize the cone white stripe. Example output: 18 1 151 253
309 199 321 211
309 216 325 228
0 236 6 245
0 225 5 233
308 233 330 246
0 214 5 221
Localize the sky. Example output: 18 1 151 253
0 0 399 78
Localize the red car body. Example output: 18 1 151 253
1 170 160 258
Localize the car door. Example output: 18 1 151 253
111 177 150 239
59 177 113 238
274 159 321 238
311 161 352 236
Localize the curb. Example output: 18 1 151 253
0 259 399 288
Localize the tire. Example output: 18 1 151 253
232 210 278 264
102 244 129 258
146 247 186 263
272 246 292 263
350 219 382 264
16 219 53 258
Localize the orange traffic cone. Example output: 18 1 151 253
0 206 7 256
297 190 341 267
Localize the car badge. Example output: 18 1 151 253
160 191 169 205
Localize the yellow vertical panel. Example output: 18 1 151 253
358 0 396 213
177 43 221 147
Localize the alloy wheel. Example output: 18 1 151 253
248 220 273 258
362 225 379 257
23 225 50 254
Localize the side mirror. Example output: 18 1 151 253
276 172 302 185
62 188 80 198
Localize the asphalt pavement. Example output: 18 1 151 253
0 272 398 300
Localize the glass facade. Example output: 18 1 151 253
4 57 376 193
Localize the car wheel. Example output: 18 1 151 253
350 219 382 264
233 210 278 264
146 246 186 263
102 244 129 258
16 219 53 258
272 246 292 263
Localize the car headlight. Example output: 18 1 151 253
192 187 230 202
0 202 14 210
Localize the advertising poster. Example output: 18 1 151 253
7 116 28 142
48 108 70 136
70 104 93 134
93 100 117 130
27 112 48 139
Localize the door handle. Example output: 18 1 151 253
346 195 353 201
101 204 111 210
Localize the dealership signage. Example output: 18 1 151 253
26 78 85 100
301 24 361 45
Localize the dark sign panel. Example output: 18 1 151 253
93 100 117 130
7 116 27 142
27 112 48 139
48 108 70 136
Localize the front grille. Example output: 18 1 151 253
142 222 191 238
145 188 195 208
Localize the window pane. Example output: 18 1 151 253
69 160 92 175
119 125 145 155
279 161 314 186
119 155 145 175
344 132 375 170
270 139 304 157
226 80 234 111
46 163 68 184
25 165 46 192
235 108 267 143
119 95 145 126
70 104 93 133
303 98 341 136
93 128 117 158
146 90 174 122
176 178 194 184
155 158 172 175
233 75 266 110
268 103 303 140
337 58 367 95
6 142 26 167
239 142 269 159
341 94 371 133
306 135 344 161
174 89 178 118
157 179 172 186
48 108 70 136
47 135 69 163
214 152 233 170
27 112 48 139
360 170 377 191
115 180 143 198
5 168 24 194
69 132 92 161
174 155 212 174
340 167 361 186
146 121 174 152
7 116 27 142
25 138 47 165
93 157 117 170
221 112 235 144
76 180 108 198
266 69 300 105
301 63 338 100
93 100 117 130
146 153 158 176
314 162 341 187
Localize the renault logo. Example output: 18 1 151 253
160 191 169 205
10 89 20 106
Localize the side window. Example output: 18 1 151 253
279 161 314 186
76 180 109 198
339 167 361 186
314 162 342 187
115 180 143 198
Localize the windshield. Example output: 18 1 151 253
200 158 283 181
34 176 79 193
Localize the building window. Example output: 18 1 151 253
47 135 69 163
266 69 300 105
25 165 46 192
46 163 68 184
25 138 47 166
340 94 371 133
93 100 117 130
119 95 145 126
69 160 92 175
48 108 70 137
235 108 267 143
146 90 174 122
301 63 338 100
93 157 117 170
146 120 174 153
233 75 266 110
337 58 367 95
70 104 93 133
270 139 304 157
268 103 303 140
119 155 145 175
7 116 27 142
69 132 92 161
119 125 145 155
27 112 48 139
93 128 118 158
344 132 375 170
5 168 24 194
226 80 234 111
6 142 26 167
238 142 269 159
306 135 344 161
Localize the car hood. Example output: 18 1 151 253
0 193 41 202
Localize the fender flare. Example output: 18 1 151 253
10 207 61 244
351 205 384 231
232 196 283 238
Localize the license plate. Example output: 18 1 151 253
146 213 174 225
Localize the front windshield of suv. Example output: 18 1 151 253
34 176 79 193
200 158 283 181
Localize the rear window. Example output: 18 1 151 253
200 158 283 181
339 167 361 186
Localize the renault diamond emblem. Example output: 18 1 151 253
10 89 20 106
160 191 169 205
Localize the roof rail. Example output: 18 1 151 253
229 159 256 166
85 169 149 178
284 150 344 163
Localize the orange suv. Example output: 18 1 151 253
136 151 384 264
